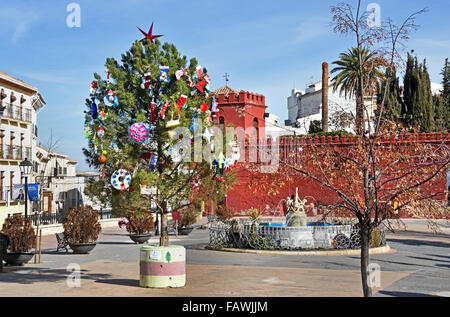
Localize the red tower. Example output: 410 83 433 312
211 86 267 140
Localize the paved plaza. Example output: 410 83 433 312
0 220 449 297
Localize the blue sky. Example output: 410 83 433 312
0 0 448 171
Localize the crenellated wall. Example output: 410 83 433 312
225 132 450 219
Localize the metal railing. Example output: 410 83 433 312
0 145 32 161
29 210 113 226
2 103 32 122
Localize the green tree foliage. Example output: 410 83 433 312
331 47 384 134
308 120 322 134
403 53 435 132
377 68 403 122
437 58 450 130
82 38 234 246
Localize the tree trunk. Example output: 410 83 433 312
159 203 169 247
356 89 365 135
360 223 373 297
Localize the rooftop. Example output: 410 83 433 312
212 85 239 96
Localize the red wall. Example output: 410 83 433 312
225 132 450 219
213 90 267 139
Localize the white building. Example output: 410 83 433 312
264 113 303 139
0 70 45 225
34 145 103 214
287 80 377 135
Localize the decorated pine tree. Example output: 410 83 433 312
82 28 235 246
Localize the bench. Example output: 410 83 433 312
55 233 69 253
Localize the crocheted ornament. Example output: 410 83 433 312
97 126 105 137
82 127 92 138
160 99 169 119
149 153 158 171
149 100 158 123
98 154 107 163
176 95 187 112
128 122 150 144
159 65 170 83
91 98 98 120
90 81 98 94
141 72 151 89
200 102 209 112
98 111 108 121
175 67 189 81
103 89 119 107
111 169 131 191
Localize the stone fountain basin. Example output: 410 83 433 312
246 223 352 249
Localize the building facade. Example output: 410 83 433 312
34 145 102 214
287 81 376 135
0 70 45 225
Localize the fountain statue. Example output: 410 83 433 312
285 188 308 227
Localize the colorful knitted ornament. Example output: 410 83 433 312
90 81 98 94
191 176 202 192
141 72 151 89
175 67 189 81
160 99 169 119
98 111 108 121
97 126 105 137
159 65 170 83
149 153 158 171
111 169 131 191
103 89 119 107
128 122 150 144
82 126 92 138
176 95 187 112
149 100 158 123
91 98 98 120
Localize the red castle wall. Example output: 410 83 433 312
213 90 267 140
225 132 450 219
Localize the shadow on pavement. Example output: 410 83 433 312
376 290 437 297
95 278 140 288
387 238 450 248
0 268 112 285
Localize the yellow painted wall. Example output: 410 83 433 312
0 203 26 228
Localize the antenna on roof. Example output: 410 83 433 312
223 73 230 86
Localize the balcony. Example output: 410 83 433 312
0 145 32 161
2 102 32 123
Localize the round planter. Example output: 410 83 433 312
178 227 193 236
130 233 153 244
139 245 186 288
3 252 34 266
69 243 97 254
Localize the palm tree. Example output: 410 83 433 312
331 47 385 134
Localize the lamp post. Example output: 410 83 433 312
20 158 33 218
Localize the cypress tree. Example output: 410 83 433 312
439 58 450 130
403 53 434 132
378 67 403 122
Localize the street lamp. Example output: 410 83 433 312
20 158 33 218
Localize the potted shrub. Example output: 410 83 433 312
178 209 199 235
63 206 101 254
127 211 154 244
1 215 36 266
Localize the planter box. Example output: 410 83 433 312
69 243 97 254
177 227 194 236
130 233 153 244
4 252 34 266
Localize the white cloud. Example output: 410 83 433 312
0 7 39 44
293 17 330 44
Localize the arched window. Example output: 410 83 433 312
219 117 225 132
253 118 259 139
